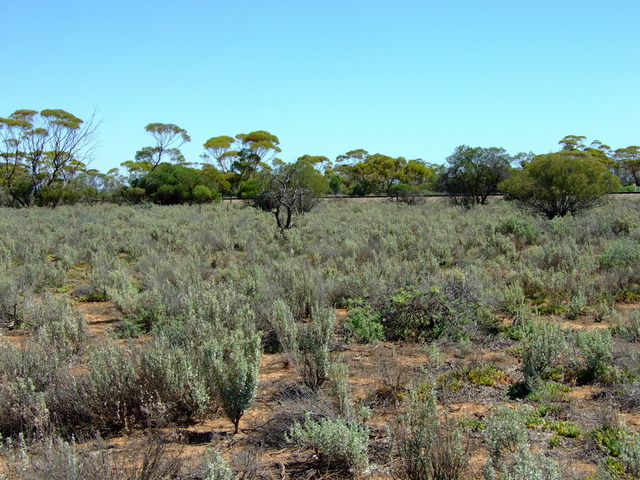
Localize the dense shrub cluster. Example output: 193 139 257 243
1 198 640 478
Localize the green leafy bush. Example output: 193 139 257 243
467 365 508 387
500 150 620 219
343 298 384 343
383 279 479 341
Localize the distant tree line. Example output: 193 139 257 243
1 109 637 219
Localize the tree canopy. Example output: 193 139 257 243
251 157 329 234
0 109 98 206
500 150 621 218
333 149 437 196
129 123 191 173
438 145 513 206
132 163 220 205
614 146 640 187
201 130 281 196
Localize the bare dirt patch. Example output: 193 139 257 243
78 301 122 338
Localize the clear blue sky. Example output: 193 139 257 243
2 0 638 173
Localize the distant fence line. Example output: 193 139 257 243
222 191 640 204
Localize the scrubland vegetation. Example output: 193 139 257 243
2 197 640 479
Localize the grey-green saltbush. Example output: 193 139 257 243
297 307 336 391
484 444 560 480
287 413 369 474
203 451 233 480
484 405 560 480
139 338 211 423
485 405 528 467
328 356 353 419
521 320 568 389
204 326 262 434
268 301 336 391
600 238 640 269
392 391 468 480
269 299 298 356
576 328 613 381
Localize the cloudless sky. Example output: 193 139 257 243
2 0 639 173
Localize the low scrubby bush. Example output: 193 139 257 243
484 405 560 480
203 326 262 434
392 391 468 480
343 298 384 343
287 413 369 474
521 320 568 390
576 329 613 382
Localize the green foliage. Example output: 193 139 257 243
616 310 640 342
591 424 628 457
588 419 640 476
499 283 527 317
524 381 572 402
192 184 215 206
287 413 369 473
382 272 483 341
501 150 621 218
497 216 542 247
546 420 581 438
2 197 640 447
252 157 329 233
202 130 280 191
467 364 508 387
134 163 219 205
343 298 385 343
0 108 98 207
139 122 191 168
565 291 588 320
438 145 513 206
614 145 640 187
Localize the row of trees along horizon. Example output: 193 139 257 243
1 109 639 214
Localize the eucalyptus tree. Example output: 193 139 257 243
614 146 640 186
334 149 437 196
558 135 614 167
202 135 236 172
0 109 98 206
202 130 281 194
438 145 513 206
137 123 191 171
